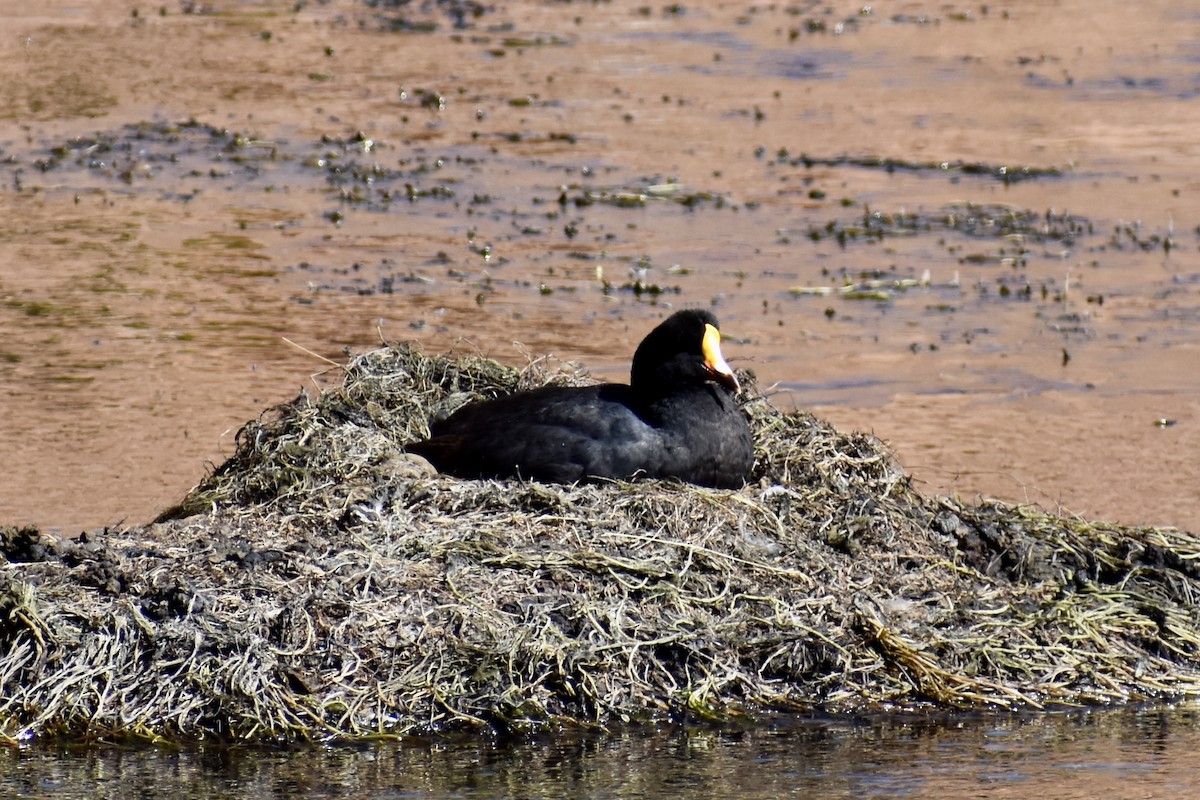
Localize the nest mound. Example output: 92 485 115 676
3 344 1200 743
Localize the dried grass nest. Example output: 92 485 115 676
3 342 1200 744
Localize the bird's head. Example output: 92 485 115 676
631 309 740 398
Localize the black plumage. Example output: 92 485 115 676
408 309 754 488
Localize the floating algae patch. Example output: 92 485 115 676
362 0 494 33
803 203 1090 248
784 153 1067 184
3 345 1200 742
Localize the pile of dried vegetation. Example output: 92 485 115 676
3 342 1200 744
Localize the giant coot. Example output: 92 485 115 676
409 309 754 488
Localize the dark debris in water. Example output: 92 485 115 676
804 203 1090 248
783 152 1065 184
3 117 733 229
8 121 497 218
29 120 280 187
558 185 726 211
361 0 493 32
2 345 1200 743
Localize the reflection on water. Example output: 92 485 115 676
5 708 1200 799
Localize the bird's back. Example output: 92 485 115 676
409 381 753 487
411 384 661 483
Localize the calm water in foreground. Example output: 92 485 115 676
4 708 1200 799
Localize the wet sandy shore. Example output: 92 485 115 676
1 0 1197 532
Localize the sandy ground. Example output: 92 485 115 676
0 0 1197 533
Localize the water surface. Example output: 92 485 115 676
1 0 1197 532
6 708 1200 799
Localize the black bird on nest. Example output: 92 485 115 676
409 309 754 488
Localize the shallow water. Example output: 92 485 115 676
5 708 1200 799
1 0 1198 532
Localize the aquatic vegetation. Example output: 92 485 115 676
362 0 492 33
558 183 725 211
27 120 280 192
801 204 1089 252
786 154 1066 185
2 345 1199 743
